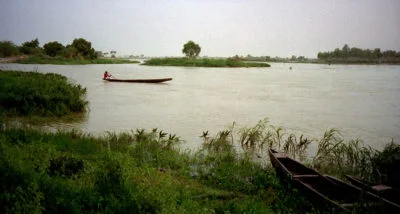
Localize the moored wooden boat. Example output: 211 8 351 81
268 149 400 212
344 174 400 208
103 78 172 83
268 148 323 179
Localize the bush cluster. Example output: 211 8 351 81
0 70 88 117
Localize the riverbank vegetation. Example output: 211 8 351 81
16 55 139 65
318 44 400 64
142 57 271 67
1 119 399 213
0 38 139 64
142 40 271 67
0 70 88 117
0 127 277 213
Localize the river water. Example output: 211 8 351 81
1 62 399 151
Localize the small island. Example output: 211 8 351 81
142 57 271 67
142 41 270 67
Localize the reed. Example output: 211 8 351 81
204 119 398 186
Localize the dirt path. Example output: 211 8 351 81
0 55 28 63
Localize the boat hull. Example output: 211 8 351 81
103 78 172 83
345 175 400 208
268 149 400 212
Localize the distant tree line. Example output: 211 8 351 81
230 54 310 63
318 44 400 64
0 38 98 59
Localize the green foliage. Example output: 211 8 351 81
310 129 380 180
182 40 201 58
22 38 39 48
0 40 19 57
70 38 97 59
0 127 281 213
20 38 42 55
0 142 45 213
143 57 271 67
43 41 64 57
0 70 88 117
1 38 106 62
372 142 400 188
16 55 139 64
318 44 400 64
47 156 84 178
1 118 398 213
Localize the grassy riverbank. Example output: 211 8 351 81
1 123 399 213
0 128 281 213
15 56 139 65
142 57 271 67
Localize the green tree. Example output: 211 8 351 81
23 38 39 48
382 50 396 58
342 44 350 59
20 38 42 55
373 48 382 59
70 38 97 59
43 41 64 57
62 46 78 59
332 48 341 58
110 50 116 58
349 47 362 57
182 41 201 58
0 41 19 57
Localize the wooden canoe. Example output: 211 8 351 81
268 149 400 212
344 174 400 207
103 78 172 83
268 148 323 179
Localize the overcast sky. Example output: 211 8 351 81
1 0 399 58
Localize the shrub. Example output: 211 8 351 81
0 40 19 57
0 71 88 117
47 156 84 178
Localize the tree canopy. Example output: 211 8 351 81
43 41 64 57
0 41 19 57
318 44 400 61
70 38 97 59
182 41 201 58
20 38 41 55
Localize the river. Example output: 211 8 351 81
1 62 399 151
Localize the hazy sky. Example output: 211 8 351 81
1 0 399 58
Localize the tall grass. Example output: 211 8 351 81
205 119 399 185
142 57 271 67
0 70 88 117
0 127 283 213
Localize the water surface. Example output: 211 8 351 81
1 62 399 150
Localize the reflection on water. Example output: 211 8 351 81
1 63 400 150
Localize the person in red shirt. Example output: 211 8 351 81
103 71 112 79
